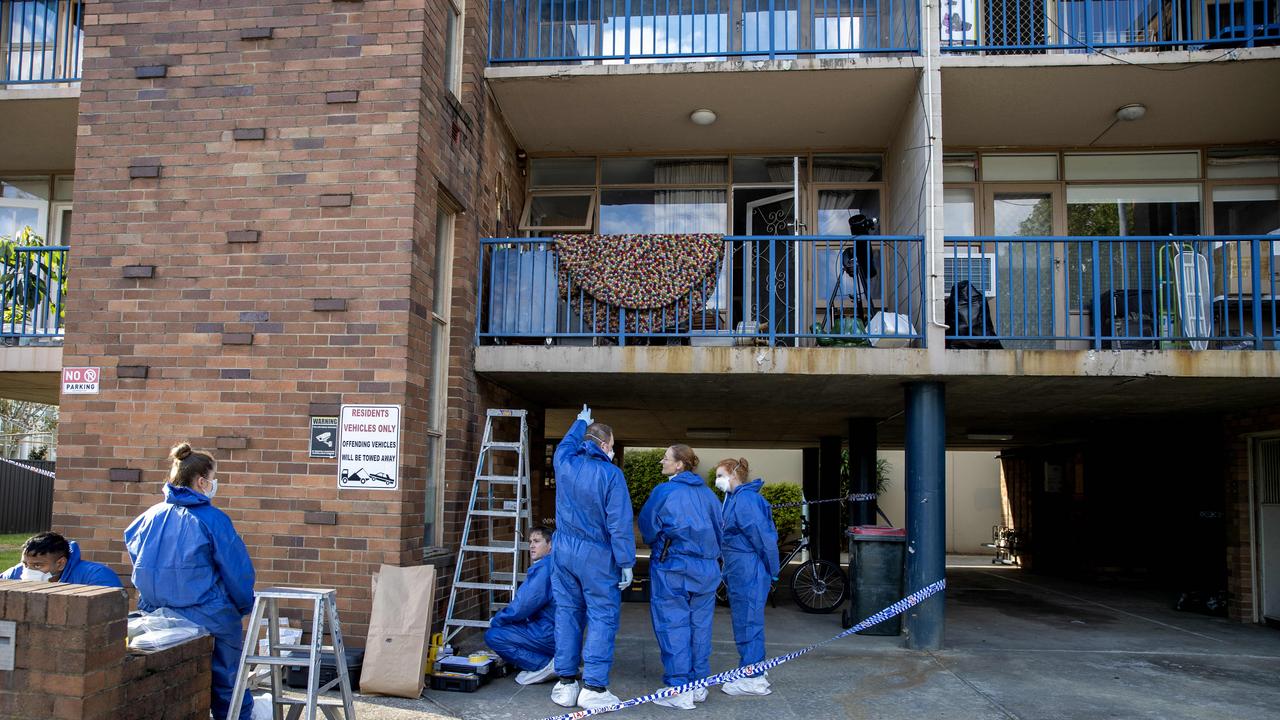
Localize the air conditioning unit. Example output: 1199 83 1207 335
943 252 996 298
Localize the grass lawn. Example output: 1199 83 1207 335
0 533 29 572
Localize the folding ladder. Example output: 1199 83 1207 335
442 409 531 644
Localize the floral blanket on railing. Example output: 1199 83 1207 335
554 234 725 334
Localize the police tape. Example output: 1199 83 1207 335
0 456 55 479
539 578 946 720
771 492 878 508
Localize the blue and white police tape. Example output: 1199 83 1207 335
771 492 878 508
0 456 55 479
539 578 946 720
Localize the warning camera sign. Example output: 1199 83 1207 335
338 404 400 491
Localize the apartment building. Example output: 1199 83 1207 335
0 0 1277 645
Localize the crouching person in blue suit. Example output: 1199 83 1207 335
125 442 256 720
485 525 557 685
1 531 122 587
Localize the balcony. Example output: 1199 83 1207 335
943 236 1278 350
477 235 925 346
1 0 84 86
488 0 922 64
940 0 1280 53
1 244 67 342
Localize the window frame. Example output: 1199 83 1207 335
443 0 465 98
518 190 597 232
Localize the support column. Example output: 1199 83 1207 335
847 418 879 527
904 381 945 650
802 446 821 552
817 436 843 565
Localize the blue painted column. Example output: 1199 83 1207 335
904 381 945 650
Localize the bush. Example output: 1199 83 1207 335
760 482 803 543
621 449 666 515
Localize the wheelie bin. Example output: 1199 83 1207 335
842 526 907 635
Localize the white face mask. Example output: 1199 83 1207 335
714 475 731 493
205 476 219 499
607 449 615 461
21 566 53 582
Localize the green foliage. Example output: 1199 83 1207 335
704 467 724 501
27 446 48 461
621 448 666 515
760 482 803 542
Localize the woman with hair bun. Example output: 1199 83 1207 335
638 444 723 709
714 457 779 696
124 443 256 720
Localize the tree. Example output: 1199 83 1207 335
0 400 57 458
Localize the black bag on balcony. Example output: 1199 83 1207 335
945 280 1002 349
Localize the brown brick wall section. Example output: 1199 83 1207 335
58 0 526 644
1223 406 1280 622
0 580 211 720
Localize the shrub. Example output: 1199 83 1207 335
760 482 803 542
621 448 666 515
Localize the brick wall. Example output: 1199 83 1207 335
1223 406 1280 622
0 580 212 720
57 0 525 644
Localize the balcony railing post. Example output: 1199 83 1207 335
768 239 777 345
619 307 627 346
1253 237 1264 350
624 0 632 63
1081 0 1093 52
768 0 776 59
1091 239 1102 350
1245 0 1256 48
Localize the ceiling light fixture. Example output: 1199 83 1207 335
1114 103 1147 122
689 108 718 126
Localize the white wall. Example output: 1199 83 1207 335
633 445 1001 553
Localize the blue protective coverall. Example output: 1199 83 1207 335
484 554 556 671
638 470 723 687
721 479 780 666
552 419 636 688
1 540 123 587
124 484 256 720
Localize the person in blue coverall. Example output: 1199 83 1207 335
713 457 780 696
485 525 557 685
124 443 256 720
550 405 636 711
639 444 723 710
1 531 122 587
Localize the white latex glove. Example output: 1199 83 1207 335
577 404 593 424
617 567 634 591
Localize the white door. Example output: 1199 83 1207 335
1258 438 1280 622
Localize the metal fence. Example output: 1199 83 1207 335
478 235 926 346
489 0 921 63
943 235 1278 350
1 0 84 85
1 245 68 339
940 0 1280 53
0 458 54 534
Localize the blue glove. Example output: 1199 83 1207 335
618 567 634 591
577 404 593 424
771 576 779 583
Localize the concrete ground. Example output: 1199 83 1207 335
349 556 1280 720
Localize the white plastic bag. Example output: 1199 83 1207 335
251 694 274 720
127 608 208 652
868 311 917 348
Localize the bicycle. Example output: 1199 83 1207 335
716 516 848 614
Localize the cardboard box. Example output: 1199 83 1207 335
1213 243 1280 296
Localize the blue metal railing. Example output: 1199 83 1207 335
1 0 84 85
940 0 1279 53
489 0 921 63
477 235 925 346
1 246 68 339
943 236 1277 350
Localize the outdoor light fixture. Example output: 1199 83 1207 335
1115 103 1147 122
689 109 718 126
686 427 732 439
967 433 1013 442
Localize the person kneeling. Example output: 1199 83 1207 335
485 525 557 685
2 531 122 587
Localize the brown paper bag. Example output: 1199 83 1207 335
360 563 437 698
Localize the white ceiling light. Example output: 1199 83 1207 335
1115 103 1147 122
690 109 718 126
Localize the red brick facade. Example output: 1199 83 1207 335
55 0 525 641
1223 407 1280 622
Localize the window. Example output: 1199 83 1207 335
1213 185 1280 235
944 188 976 236
1064 152 1200 181
520 192 596 232
425 204 456 545
0 177 49 240
1208 150 1280 179
598 189 726 234
981 154 1058 182
443 0 464 97
530 158 595 187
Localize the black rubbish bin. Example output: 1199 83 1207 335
843 526 907 635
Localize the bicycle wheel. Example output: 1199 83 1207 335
790 559 847 614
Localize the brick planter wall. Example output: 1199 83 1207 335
0 580 212 720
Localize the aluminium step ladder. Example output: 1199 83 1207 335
227 587 356 720
442 409 532 644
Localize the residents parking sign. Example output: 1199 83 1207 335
338 404 400 490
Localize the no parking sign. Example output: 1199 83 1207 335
62 367 100 395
